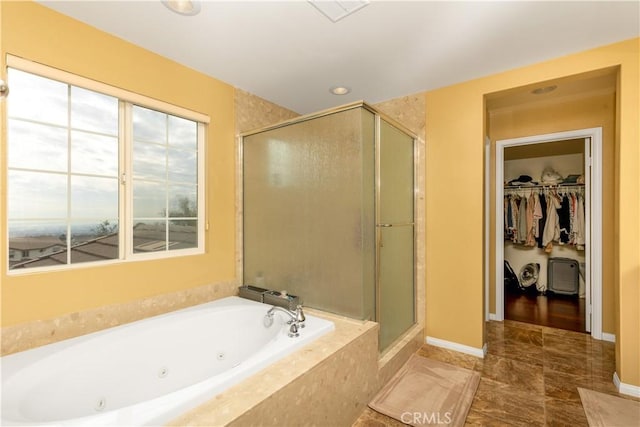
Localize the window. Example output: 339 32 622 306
131 106 199 254
6 60 206 272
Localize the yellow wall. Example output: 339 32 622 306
488 91 617 334
425 83 486 349
0 2 237 326
425 38 639 387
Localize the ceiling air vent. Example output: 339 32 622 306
308 0 370 23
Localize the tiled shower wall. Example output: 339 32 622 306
235 88 300 134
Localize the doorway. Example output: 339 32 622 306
494 128 603 338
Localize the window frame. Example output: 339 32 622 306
6 55 208 274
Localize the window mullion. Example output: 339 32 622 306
165 116 170 252
198 123 206 245
121 102 131 260
66 84 72 266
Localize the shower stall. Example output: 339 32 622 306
241 102 416 351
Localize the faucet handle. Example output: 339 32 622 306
295 305 306 327
288 322 299 338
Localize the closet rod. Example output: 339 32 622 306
504 184 584 192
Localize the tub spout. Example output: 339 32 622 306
266 305 306 337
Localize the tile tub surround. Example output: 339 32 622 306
0 281 238 356
169 310 378 426
170 309 424 427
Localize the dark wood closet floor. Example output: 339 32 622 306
505 288 586 333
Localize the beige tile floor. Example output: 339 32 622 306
354 320 638 426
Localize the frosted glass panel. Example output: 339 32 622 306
378 119 415 350
379 120 414 224
243 108 375 320
378 226 415 350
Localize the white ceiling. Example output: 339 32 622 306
38 1 639 114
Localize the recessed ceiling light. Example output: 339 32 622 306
330 86 351 95
531 85 557 95
162 0 201 16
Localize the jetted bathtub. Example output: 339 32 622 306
1 296 334 426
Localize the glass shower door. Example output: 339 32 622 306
377 119 415 351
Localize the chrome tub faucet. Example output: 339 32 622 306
264 305 306 337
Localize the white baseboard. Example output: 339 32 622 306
425 336 486 358
488 313 499 321
613 372 640 398
601 332 615 343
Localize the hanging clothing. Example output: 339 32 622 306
504 185 585 252
525 192 538 247
517 195 528 243
536 193 547 249
558 194 571 244
575 194 586 250
505 196 513 240
511 197 519 242
543 192 562 252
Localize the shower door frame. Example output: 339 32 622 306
374 114 419 352
239 101 419 344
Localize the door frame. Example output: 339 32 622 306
493 127 603 339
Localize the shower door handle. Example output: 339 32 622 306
376 222 415 247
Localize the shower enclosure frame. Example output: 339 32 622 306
238 101 418 349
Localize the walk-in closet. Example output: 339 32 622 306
502 139 587 332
